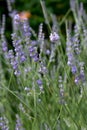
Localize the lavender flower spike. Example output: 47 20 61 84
15 114 24 130
14 14 20 25
37 79 43 92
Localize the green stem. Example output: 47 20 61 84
1 83 34 113
59 9 71 26
40 0 51 32
53 106 62 129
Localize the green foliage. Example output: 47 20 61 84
1 0 87 130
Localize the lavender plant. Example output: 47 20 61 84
0 0 87 130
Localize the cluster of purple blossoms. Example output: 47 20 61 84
13 14 21 31
49 32 59 42
8 32 26 76
1 34 8 60
8 50 20 76
21 18 39 62
49 30 60 63
22 19 31 43
72 26 85 85
15 114 24 130
28 41 39 62
66 29 77 74
7 12 48 87
36 60 48 92
72 25 81 54
75 62 85 85
11 33 26 63
36 79 43 92
1 38 8 53
7 14 30 76
66 26 85 85
0 116 9 130
38 61 47 75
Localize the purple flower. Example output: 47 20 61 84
14 70 21 76
14 14 20 25
19 21 39 63
23 21 31 37
29 46 37 53
8 50 21 76
9 10 17 18
20 54 26 63
33 55 39 62
2 41 8 52
11 33 26 63
36 79 43 92
38 62 47 75
8 50 14 59
75 76 79 84
11 60 18 70
10 0 15 3
22 19 31 44
49 32 59 42
74 64 85 85
28 42 39 62
46 49 50 55
15 114 24 130
31 41 37 46
0 116 9 130
37 79 43 86
71 65 77 74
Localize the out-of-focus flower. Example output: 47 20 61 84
36 79 43 92
15 114 24 130
38 23 43 41
11 33 26 63
14 14 20 25
8 50 21 76
49 32 59 42
28 41 39 62
0 116 9 130
37 79 43 86
46 49 50 55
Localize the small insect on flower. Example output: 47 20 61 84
19 11 31 20
49 32 59 42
